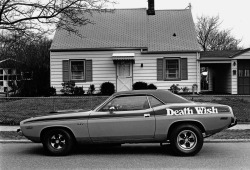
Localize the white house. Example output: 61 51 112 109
50 2 201 93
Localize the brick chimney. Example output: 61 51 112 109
147 0 155 15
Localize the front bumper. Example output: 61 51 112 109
228 117 237 128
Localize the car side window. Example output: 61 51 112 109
148 96 164 108
100 95 150 111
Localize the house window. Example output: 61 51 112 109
165 59 180 80
70 60 85 80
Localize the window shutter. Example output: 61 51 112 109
157 58 163 80
62 60 69 82
181 58 188 80
86 60 93 82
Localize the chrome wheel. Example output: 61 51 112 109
50 133 66 150
177 130 197 150
42 129 74 156
169 124 203 156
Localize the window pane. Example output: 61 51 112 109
101 96 149 111
72 72 84 80
148 96 163 107
0 70 3 75
239 70 244 77
245 70 250 77
71 61 84 71
166 59 179 79
8 69 12 74
118 62 130 77
71 61 85 80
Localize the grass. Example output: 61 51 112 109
0 96 249 125
1 129 250 140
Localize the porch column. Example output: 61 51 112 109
231 60 237 94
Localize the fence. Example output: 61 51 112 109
0 95 249 125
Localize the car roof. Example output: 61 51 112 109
113 90 191 104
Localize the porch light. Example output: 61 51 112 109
233 61 236 67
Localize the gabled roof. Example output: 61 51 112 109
230 48 250 58
0 58 23 68
51 9 200 52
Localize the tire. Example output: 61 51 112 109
42 128 74 156
169 124 203 156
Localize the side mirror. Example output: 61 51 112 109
108 106 116 114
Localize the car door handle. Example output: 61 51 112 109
144 114 150 118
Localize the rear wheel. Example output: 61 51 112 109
169 124 203 156
42 128 74 156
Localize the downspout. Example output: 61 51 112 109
196 52 201 93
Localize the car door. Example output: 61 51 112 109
88 95 156 143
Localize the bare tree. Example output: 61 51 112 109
0 0 115 35
196 15 242 51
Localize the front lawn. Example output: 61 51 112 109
0 96 249 125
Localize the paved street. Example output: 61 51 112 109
0 143 250 170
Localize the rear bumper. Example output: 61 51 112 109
228 117 237 128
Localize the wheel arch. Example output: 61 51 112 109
40 126 77 143
167 120 206 140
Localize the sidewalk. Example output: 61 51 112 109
0 124 250 131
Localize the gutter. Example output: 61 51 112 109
50 47 147 52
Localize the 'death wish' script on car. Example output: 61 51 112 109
166 107 219 116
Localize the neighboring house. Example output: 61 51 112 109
200 48 250 94
50 2 201 93
0 58 22 93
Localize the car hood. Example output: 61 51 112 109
21 109 92 124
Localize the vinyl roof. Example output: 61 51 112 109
114 90 191 104
51 9 200 52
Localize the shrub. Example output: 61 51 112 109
132 81 148 90
60 81 75 95
41 86 57 96
170 84 180 94
133 81 157 90
182 86 189 92
100 82 115 95
87 84 95 95
73 86 85 96
147 83 157 89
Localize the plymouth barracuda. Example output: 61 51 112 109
18 90 237 156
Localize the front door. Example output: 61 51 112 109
116 61 133 91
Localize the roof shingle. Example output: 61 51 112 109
51 8 200 52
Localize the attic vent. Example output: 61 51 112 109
173 33 177 37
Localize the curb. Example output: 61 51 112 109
204 139 250 143
0 139 31 143
1 139 250 143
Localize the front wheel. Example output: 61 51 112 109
169 124 203 156
42 128 74 156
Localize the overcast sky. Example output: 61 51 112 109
108 0 250 48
